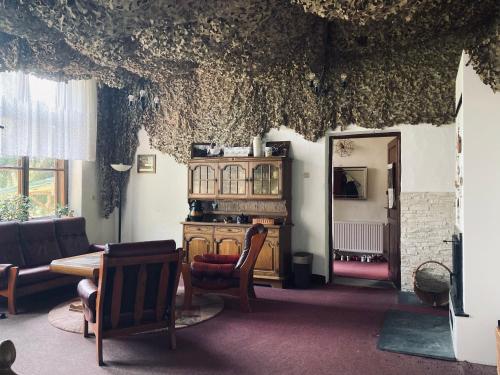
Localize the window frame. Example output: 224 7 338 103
0 157 68 218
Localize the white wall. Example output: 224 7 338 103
451 53 500 366
68 160 116 244
333 136 395 223
400 125 455 193
122 129 187 248
264 128 329 276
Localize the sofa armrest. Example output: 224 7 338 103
88 244 106 253
77 279 98 323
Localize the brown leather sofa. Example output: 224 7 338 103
0 217 101 314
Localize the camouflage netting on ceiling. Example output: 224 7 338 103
0 0 498 215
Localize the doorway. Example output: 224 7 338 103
328 133 401 288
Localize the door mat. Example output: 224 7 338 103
377 309 455 361
398 291 424 306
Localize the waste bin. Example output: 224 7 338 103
293 252 313 289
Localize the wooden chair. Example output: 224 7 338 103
183 224 267 312
77 241 182 366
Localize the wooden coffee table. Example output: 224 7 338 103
50 251 103 280
50 251 104 312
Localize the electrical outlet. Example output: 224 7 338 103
303 172 310 178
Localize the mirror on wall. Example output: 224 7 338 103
333 167 368 200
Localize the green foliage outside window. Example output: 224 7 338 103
0 195 32 222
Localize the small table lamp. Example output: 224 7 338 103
110 163 132 243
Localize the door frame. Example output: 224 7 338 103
327 132 402 286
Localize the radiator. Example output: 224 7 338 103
333 221 385 254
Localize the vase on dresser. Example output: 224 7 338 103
253 136 262 157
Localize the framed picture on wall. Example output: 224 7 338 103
137 154 156 173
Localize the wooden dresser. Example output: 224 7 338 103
182 156 292 288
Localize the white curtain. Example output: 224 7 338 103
0 71 97 161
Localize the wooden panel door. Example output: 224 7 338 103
188 162 218 199
218 162 249 199
249 161 282 199
184 234 213 263
254 237 279 276
387 137 401 288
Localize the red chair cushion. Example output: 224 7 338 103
191 261 235 279
193 254 240 264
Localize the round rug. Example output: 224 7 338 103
48 290 224 334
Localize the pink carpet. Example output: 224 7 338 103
334 260 391 280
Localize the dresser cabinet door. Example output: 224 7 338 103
214 227 245 256
214 237 243 256
249 161 282 199
255 237 279 275
188 162 218 199
184 234 213 263
218 162 249 199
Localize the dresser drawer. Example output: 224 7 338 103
214 226 246 236
184 225 213 235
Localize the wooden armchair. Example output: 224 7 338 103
183 224 267 312
77 241 182 366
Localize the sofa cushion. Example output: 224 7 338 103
0 222 25 267
17 265 61 287
19 220 63 267
55 217 90 257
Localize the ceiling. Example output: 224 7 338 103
0 1 498 162
0 0 496 86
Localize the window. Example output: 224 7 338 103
0 157 67 217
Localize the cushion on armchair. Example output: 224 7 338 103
191 261 235 279
193 254 240 264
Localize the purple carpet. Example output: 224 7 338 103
0 284 495 374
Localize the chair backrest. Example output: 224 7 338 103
96 241 182 332
237 224 268 273
0 222 25 267
19 220 62 267
54 217 90 258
